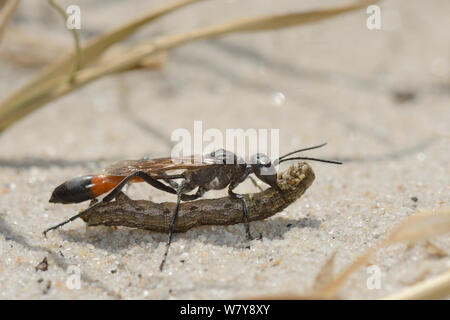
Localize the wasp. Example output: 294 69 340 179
46 143 341 270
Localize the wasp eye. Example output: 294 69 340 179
257 154 271 166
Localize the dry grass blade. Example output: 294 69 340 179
386 207 450 244
1 27 167 69
205 0 379 33
149 0 381 50
315 207 450 299
0 0 378 131
0 0 205 130
247 206 449 299
381 269 450 300
311 252 337 293
425 241 448 258
0 0 20 42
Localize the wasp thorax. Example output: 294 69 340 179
250 153 272 167
210 149 237 165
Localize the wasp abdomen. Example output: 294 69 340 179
49 175 123 204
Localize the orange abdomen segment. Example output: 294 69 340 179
89 175 123 197
49 175 143 204
89 175 144 197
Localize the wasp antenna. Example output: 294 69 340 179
279 157 342 165
277 143 328 162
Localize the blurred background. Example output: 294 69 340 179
0 0 448 299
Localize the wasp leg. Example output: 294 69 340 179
159 192 182 271
228 186 253 240
249 175 264 192
164 179 179 189
148 174 207 202
178 187 206 201
152 173 183 190
159 186 205 271
44 171 179 236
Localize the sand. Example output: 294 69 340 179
0 0 448 299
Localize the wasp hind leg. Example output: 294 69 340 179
228 186 253 241
159 186 206 271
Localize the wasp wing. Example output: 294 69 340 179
103 155 220 176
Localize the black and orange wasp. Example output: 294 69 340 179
46 143 341 270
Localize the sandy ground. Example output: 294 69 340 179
0 0 449 299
